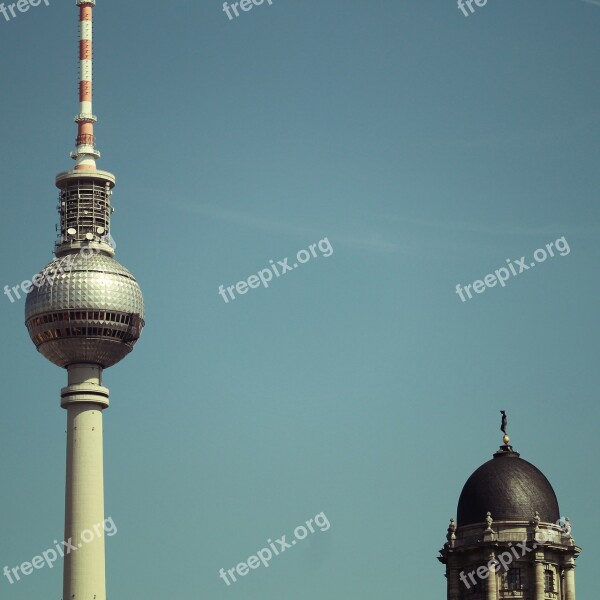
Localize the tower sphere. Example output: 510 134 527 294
25 252 145 369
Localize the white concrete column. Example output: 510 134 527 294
486 551 497 600
534 558 545 600
564 564 576 600
62 364 109 600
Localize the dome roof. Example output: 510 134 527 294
457 447 560 527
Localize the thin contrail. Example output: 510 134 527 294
579 0 600 7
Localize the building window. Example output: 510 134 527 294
507 568 521 591
545 569 555 593
462 567 484 595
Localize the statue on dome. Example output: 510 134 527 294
500 410 511 445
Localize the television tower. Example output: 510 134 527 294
24 1 145 598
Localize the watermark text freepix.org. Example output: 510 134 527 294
3 234 115 305
457 0 489 17
460 517 573 590
218 237 333 304
219 511 331 586
1 0 50 23
2 517 117 585
455 236 570 303
460 540 533 589
223 0 275 21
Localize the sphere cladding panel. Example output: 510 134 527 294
25 254 144 318
25 253 144 368
33 337 137 369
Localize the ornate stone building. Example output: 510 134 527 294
438 428 580 600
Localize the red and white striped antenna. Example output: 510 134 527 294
72 0 100 171
55 0 116 258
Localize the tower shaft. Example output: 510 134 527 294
62 364 109 600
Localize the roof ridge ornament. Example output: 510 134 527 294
496 410 518 455
446 518 456 549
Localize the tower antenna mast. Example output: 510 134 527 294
73 0 100 172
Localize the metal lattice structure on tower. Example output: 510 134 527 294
24 2 144 598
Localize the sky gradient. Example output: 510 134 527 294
0 0 598 598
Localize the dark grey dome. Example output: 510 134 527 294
457 448 560 527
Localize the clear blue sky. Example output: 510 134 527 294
0 0 598 598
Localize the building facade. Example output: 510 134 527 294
439 433 580 600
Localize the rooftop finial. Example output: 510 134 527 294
494 410 518 455
500 410 509 444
